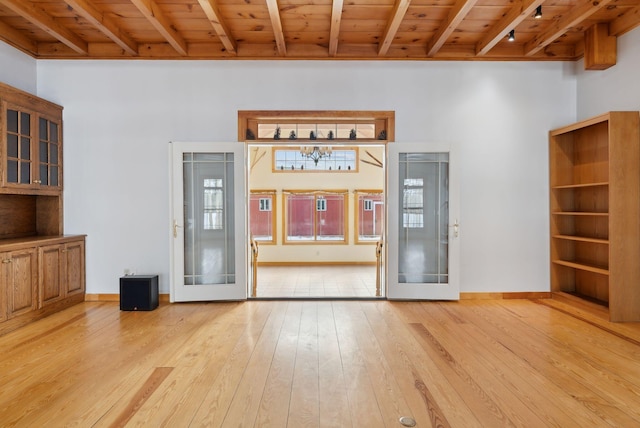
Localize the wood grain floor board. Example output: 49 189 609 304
120 303 253 426
187 301 280 426
461 300 640 427
366 301 477 427
317 302 352 427
254 302 302 427
342 301 415 426
359 302 457 427
287 302 321 427
411 301 573 427
220 301 289 426
493 300 640 425
332 301 386 426
2 300 640 427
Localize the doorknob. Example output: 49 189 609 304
450 220 459 238
173 219 183 238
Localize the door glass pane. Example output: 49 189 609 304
7 160 18 182
20 162 30 184
40 164 49 185
51 166 58 186
183 152 235 285
20 137 30 159
7 134 18 158
40 141 49 162
20 112 30 135
398 153 449 284
40 118 48 139
50 143 58 164
7 110 18 133
50 123 58 143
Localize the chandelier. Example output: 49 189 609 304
300 146 332 165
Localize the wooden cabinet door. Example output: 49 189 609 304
3 248 38 319
39 244 64 306
0 252 7 322
63 240 85 297
2 102 34 189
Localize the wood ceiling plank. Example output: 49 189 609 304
0 19 38 54
130 0 188 55
378 0 412 56
609 5 640 37
329 0 344 56
426 0 479 57
475 0 543 56
197 0 237 54
64 0 138 55
265 0 287 55
0 0 88 54
524 0 615 56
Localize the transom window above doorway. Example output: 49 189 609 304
273 146 358 172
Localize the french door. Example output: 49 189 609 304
386 142 460 300
169 142 247 302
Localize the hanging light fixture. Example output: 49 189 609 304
300 146 332 165
507 30 515 42
534 5 542 19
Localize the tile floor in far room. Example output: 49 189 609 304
254 265 379 298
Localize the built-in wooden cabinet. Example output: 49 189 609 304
40 238 85 307
549 111 640 322
1 82 84 336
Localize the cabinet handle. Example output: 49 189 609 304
33 180 41 184
61 249 68 253
2 259 11 264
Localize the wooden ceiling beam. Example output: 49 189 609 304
329 0 344 56
130 0 188 56
64 0 138 56
0 19 38 55
378 0 412 56
196 0 237 54
476 0 543 56
524 0 615 56
427 0 478 57
609 5 640 37
265 0 287 56
0 0 88 54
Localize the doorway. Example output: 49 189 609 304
169 111 460 302
248 144 385 299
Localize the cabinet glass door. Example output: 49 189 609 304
170 142 247 302
5 108 32 185
38 117 60 187
387 142 459 300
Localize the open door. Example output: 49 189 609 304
386 142 459 300
169 142 247 302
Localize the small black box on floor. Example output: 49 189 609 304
120 275 159 311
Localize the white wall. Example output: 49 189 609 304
33 59 577 294
0 42 37 93
576 27 640 119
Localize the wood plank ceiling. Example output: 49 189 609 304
0 0 639 62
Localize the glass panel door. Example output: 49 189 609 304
387 142 459 300
170 142 247 302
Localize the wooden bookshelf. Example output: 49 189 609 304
549 112 640 321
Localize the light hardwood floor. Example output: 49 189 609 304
1 298 640 427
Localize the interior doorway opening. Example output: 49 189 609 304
248 143 385 299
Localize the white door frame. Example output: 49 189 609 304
386 142 460 300
169 141 247 302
